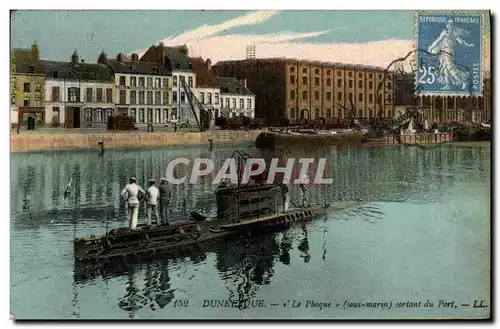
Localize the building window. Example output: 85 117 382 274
215 93 219 104
232 98 236 108
387 82 392 89
155 91 161 105
173 91 177 103
359 73 363 78
315 91 320 101
106 88 113 103
181 92 186 103
93 109 102 123
369 94 373 103
348 93 353 102
188 77 193 87
130 91 136 105
315 108 320 118
29 65 35 73
130 109 137 122
163 109 168 123
327 108 332 117
290 90 295 99
23 97 30 106
147 78 153 88
290 108 295 118
326 92 331 101
139 77 145 87
68 87 80 102
447 96 454 109
11 94 15 105
337 79 342 88
119 90 126 104
119 76 126 86
359 93 363 102
247 99 251 109
290 75 295 84
155 78 161 88
208 93 212 104
139 108 145 123
302 68 307 74
348 72 353 78
96 88 103 102
86 88 93 102
369 81 373 89
327 70 331 75
131 77 137 87
200 92 204 104
163 78 167 89
147 91 153 105
359 80 363 88
290 67 295 73
302 77 307 85
387 94 392 103
172 108 177 120
35 84 41 92
52 107 60 123
338 92 342 101
315 77 320 86
369 73 373 79
139 91 145 104
23 83 30 93
302 91 308 100
326 78 331 87
239 99 244 109
378 74 382 80
220 98 224 108
314 69 320 74
163 92 168 105
337 71 342 77
348 80 353 88
155 108 161 123
147 108 153 122
226 98 230 108
52 87 60 102
173 76 177 87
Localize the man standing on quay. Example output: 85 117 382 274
146 179 160 226
121 177 145 230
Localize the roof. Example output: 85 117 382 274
188 57 217 88
213 58 388 72
39 60 114 82
106 59 170 76
216 77 254 96
163 46 191 71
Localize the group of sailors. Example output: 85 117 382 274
120 177 171 230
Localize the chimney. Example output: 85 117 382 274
176 45 188 57
131 53 138 62
205 58 212 70
81 59 85 63
117 53 124 62
98 50 107 64
31 42 39 60
71 50 79 65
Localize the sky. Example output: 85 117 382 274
10 10 491 69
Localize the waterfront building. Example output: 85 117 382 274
40 50 115 128
99 51 172 125
140 43 196 123
394 72 491 123
188 57 221 123
216 77 255 118
212 58 394 126
10 43 45 125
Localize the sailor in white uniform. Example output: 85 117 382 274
146 179 160 226
120 177 145 230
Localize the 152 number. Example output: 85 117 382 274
418 66 437 85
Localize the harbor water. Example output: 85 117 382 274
10 143 490 319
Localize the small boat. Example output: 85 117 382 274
255 130 366 149
73 182 360 263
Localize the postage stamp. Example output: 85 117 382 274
415 11 484 96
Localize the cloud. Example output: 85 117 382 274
161 10 280 45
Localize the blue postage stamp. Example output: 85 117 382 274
415 12 483 96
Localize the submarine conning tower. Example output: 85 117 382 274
215 184 280 223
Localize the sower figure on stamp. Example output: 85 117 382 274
121 177 145 230
146 179 160 226
159 177 171 225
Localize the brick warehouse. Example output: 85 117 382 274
212 58 395 126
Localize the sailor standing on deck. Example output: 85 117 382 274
146 179 160 226
298 172 309 208
159 178 171 225
121 177 145 230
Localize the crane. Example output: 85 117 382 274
179 76 210 132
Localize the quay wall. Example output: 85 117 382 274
10 130 262 153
